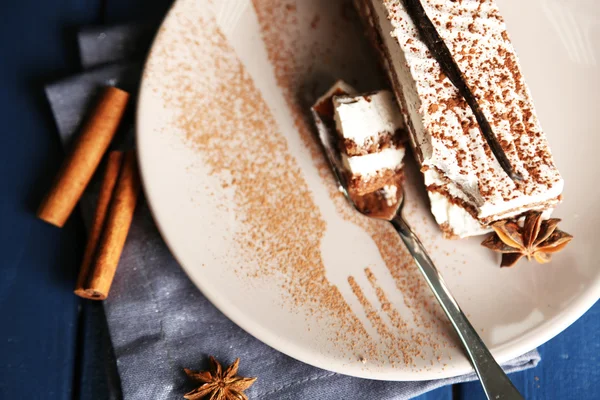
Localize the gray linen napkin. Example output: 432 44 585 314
45 24 540 400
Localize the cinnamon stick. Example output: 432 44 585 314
74 151 124 298
38 87 130 227
77 150 140 300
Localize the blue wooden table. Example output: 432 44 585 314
0 1 597 399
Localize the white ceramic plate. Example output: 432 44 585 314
137 0 600 380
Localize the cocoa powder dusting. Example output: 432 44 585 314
145 3 379 358
347 275 403 364
252 0 451 366
145 0 453 370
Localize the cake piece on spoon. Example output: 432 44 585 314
312 81 406 214
333 90 406 197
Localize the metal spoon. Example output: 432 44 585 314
311 107 524 400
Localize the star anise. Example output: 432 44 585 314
481 211 573 267
184 356 257 400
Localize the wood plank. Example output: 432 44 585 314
0 0 100 399
78 302 121 400
413 386 453 400
456 301 600 400
103 0 173 24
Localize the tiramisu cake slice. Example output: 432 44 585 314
355 0 564 238
312 81 406 212
334 90 406 196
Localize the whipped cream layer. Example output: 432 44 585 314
334 90 404 152
361 0 564 238
342 146 405 177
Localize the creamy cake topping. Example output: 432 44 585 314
333 90 404 155
342 146 405 178
359 0 564 237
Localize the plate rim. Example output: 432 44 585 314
135 0 600 381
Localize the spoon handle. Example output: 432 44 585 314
390 215 524 400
